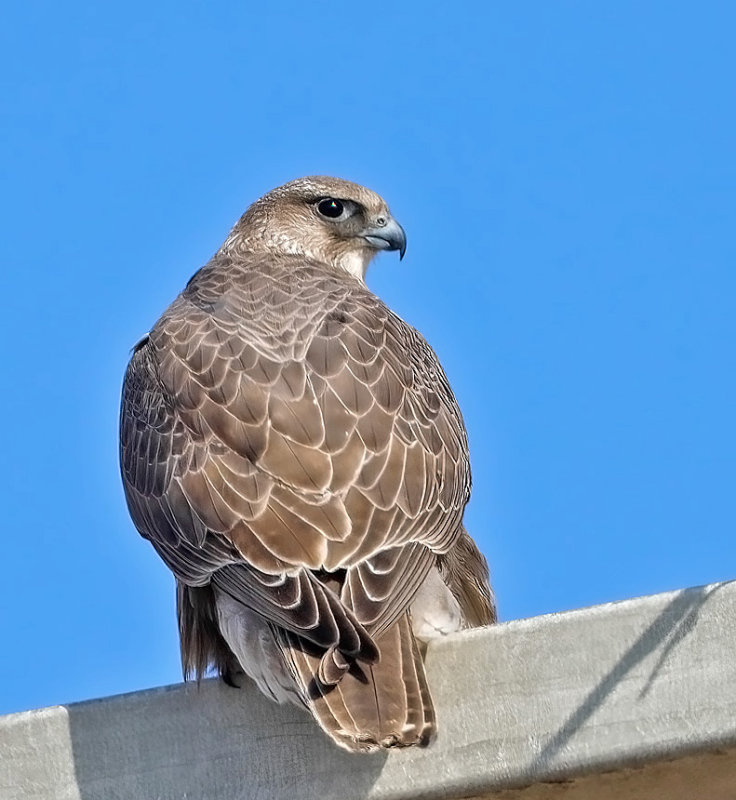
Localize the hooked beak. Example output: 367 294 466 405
361 215 407 260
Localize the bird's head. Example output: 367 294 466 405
221 176 406 280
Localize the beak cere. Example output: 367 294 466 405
361 216 407 260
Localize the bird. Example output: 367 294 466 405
119 176 495 753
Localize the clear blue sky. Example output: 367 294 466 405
1 2 734 716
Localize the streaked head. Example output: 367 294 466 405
222 176 406 280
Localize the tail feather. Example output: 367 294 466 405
177 582 238 681
282 612 435 752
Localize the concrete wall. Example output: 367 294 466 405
2 581 735 799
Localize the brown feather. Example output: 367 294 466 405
319 386 358 452
267 383 325 446
258 430 332 493
438 526 497 626
280 612 434 752
119 175 493 755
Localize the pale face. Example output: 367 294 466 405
224 176 407 280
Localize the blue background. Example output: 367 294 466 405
1 2 734 715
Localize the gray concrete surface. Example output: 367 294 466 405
1 581 735 799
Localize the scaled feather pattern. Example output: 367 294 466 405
119 176 495 752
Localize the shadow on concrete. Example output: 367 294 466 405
532 583 729 772
66 678 387 800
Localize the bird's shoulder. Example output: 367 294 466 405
142 252 425 376
119 249 470 579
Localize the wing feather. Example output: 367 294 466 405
120 254 472 672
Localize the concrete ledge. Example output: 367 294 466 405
2 581 735 799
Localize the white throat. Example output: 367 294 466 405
336 249 375 281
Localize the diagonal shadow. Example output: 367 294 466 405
532 582 728 771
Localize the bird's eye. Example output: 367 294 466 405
317 198 345 219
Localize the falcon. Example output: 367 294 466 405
119 176 495 752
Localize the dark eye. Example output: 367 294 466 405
317 198 344 219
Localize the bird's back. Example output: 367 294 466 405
119 176 494 753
